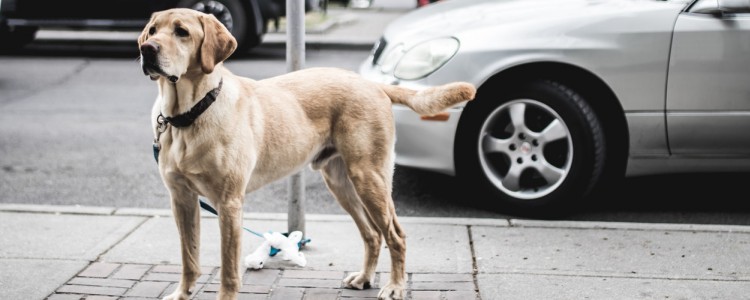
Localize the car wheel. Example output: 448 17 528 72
179 0 259 54
456 80 605 217
0 26 38 51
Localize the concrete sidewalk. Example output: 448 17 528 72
1 204 749 300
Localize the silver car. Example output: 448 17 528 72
359 0 750 216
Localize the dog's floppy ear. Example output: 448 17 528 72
138 12 158 47
200 13 238 74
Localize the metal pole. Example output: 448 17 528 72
287 0 306 235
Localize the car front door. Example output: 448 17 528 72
666 0 750 156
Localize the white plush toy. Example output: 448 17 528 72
244 231 307 269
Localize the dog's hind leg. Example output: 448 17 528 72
345 161 406 300
321 157 382 290
163 188 201 300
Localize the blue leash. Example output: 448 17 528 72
198 199 265 238
198 199 311 256
154 143 310 256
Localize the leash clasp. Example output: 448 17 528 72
156 113 168 133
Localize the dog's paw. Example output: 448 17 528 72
377 282 405 300
343 271 372 290
162 289 190 300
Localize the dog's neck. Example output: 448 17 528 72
158 70 223 118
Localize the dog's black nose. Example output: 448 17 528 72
140 41 160 57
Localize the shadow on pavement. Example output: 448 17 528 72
393 165 750 225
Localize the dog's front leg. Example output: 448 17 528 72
163 189 201 300
217 199 244 300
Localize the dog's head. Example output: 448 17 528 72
138 8 237 83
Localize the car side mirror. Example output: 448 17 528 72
692 0 750 15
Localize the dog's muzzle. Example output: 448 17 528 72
140 41 175 82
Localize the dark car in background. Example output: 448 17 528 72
0 0 312 52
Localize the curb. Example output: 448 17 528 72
3 203 750 233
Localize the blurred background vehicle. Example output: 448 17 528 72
323 0 438 9
0 0 314 52
360 0 750 217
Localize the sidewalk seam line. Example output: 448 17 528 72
92 216 152 262
466 225 482 300
481 271 750 282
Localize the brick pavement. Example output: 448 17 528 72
47 263 479 300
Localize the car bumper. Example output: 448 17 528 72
392 104 463 176
359 58 464 176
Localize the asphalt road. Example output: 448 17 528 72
1 40 750 225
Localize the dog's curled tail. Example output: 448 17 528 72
381 82 477 116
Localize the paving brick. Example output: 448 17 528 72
126 281 171 297
195 291 265 300
151 265 214 274
377 272 390 288
241 285 271 294
85 296 119 300
283 270 345 280
78 263 120 278
194 293 218 300
278 278 342 288
244 269 281 285
111 264 150 280
160 282 210 299
201 283 269 294
202 284 220 292
46 294 82 300
68 277 136 288
237 294 269 300
445 291 478 300
195 293 267 300
159 282 180 298
411 273 474 282
153 272 211 283
412 290 442 300
56 285 126 296
143 272 181 282
410 281 474 291
269 287 305 300
340 288 379 298
150 265 182 273
304 288 340 300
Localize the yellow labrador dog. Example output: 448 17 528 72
138 8 475 300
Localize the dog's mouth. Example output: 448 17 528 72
140 58 179 83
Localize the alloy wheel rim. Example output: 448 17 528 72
478 99 573 200
192 1 234 32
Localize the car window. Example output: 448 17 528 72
689 0 750 14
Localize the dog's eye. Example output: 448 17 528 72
175 27 189 37
148 27 156 35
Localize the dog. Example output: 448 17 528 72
138 8 476 300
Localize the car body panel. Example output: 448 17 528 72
360 0 750 178
667 10 750 155
392 105 463 175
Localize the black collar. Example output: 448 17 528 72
159 78 223 128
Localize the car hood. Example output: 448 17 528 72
383 0 690 44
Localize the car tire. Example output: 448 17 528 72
455 80 605 217
179 0 261 54
0 26 38 51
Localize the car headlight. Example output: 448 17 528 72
393 37 460 80
379 43 405 75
